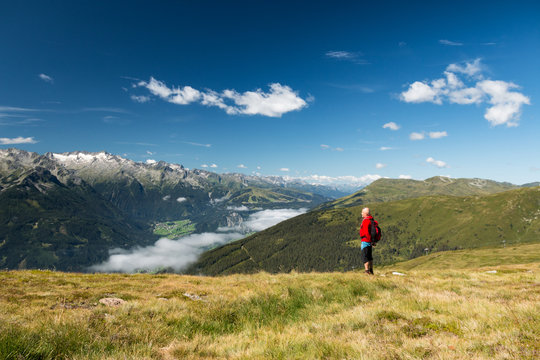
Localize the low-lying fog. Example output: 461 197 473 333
89 208 306 273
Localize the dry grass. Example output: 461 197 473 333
1 264 539 359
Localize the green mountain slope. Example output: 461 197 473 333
382 242 540 271
186 187 540 275
317 176 518 210
0 168 156 271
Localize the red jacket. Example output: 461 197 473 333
360 215 376 243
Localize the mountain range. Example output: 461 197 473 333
0 148 341 271
2 148 538 273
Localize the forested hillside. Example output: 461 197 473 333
187 187 540 275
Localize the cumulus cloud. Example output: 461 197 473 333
476 80 531 126
201 164 208 168
320 144 331 150
429 131 448 139
280 168 290 172
376 163 387 169
89 208 306 273
446 58 483 77
39 73 54 83
400 81 444 104
237 164 247 169
399 175 412 179
426 157 449 168
400 59 530 126
0 136 37 145
383 122 400 131
134 78 308 117
410 132 425 140
439 39 463 46
210 164 218 168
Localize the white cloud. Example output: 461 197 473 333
237 164 247 169
220 83 307 117
131 95 151 103
146 159 157 165
176 197 187 203
446 58 483 77
181 141 212 148
226 205 249 211
410 132 425 140
326 51 356 59
139 77 201 105
210 164 218 168
201 164 208 168
476 80 531 127
38 73 54 83
399 175 412 179
429 131 448 139
321 144 344 152
380 146 393 151
89 232 243 273
439 39 463 46
242 208 307 232
426 157 449 168
448 86 484 105
376 163 387 169
325 51 369 64
0 136 37 145
135 78 307 117
400 58 530 126
400 81 443 104
89 208 306 273
280 168 290 172
383 122 400 131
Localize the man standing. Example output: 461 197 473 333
359 207 376 275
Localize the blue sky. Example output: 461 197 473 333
1 1 539 185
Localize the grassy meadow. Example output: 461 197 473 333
1 246 539 359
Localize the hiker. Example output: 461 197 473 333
359 207 377 275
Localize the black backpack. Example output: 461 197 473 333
369 219 382 243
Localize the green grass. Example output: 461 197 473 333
384 242 540 271
153 220 196 239
1 259 539 359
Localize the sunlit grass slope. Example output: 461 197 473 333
1 262 538 359
384 242 540 271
